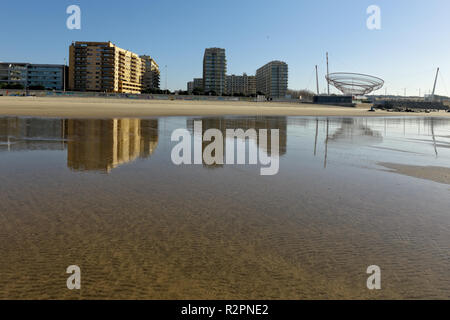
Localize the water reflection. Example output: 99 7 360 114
1 116 449 172
307 118 384 168
328 118 383 145
186 117 287 168
0 118 66 151
67 119 159 172
0 118 159 173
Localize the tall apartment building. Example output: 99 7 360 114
0 62 67 90
203 48 226 95
256 61 288 98
225 73 256 96
69 41 144 94
140 55 160 92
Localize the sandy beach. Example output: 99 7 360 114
1 96 449 118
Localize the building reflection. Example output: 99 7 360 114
2 116 449 172
0 117 66 151
0 117 159 172
67 119 159 172
186 117 287 167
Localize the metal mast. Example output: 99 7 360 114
315 65 319 95
431 67 439 101
326 52 330 95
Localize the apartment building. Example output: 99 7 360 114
69 41 144 94
27 64 67 90
225 73 256 96
203 48 226 95
193 78 203 90
0 63 27 88
187 78 203 93
187 81 194 93
140 55 160 92
0 62 67 90
256 61 288 98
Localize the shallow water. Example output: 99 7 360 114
0 116 449 299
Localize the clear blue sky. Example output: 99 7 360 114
1 0 449 96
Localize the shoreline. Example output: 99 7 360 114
1 96 449 118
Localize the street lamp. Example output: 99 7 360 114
63 58 67 92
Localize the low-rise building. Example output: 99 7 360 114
0 62 67 90
193 78 203 91
225 73 256 96
187 78 204 94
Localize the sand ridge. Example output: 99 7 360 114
379 162 450 185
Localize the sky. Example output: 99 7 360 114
1 0 449 96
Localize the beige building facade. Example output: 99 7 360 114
140 55 160 92
225 73 256 96
69 41 147 94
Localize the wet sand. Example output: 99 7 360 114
379 162 450 185
1 96 450 118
